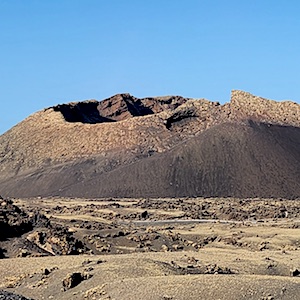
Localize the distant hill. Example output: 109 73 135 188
0 90 299 199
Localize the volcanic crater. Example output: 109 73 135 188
0 90 299 199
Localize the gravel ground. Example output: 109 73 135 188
0 291 33 300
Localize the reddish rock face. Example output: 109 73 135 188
96 94 153 121
53 93 188 123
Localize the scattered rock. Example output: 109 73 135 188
141 211 148 219
172 244 184 251
161 244 169 252
290 268 300 277
82 259 92 266
96 259 105 264
204 264 233 275
43 268 50 276
62 272 91 290
17 249 30 258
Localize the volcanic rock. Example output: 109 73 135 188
0 291 34 300
0 197 33 240
0 196 89 258
0 91 299 199
62 272 91 290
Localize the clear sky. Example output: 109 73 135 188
1 0 300 134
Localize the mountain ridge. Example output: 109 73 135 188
0 90 299 199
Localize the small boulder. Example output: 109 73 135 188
290 268 300 277
62 272 91 290
161 244 169 252
141 211 148 219
17 249 30 258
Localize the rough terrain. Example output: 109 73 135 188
1 196 300 299
0 91 299 199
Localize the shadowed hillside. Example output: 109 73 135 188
0 91 299 199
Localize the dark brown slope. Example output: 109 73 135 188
1 120 299 199
50 121 300 199
0 90 299 199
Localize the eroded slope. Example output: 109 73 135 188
0 91 299 198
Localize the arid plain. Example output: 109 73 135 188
2 196 300 299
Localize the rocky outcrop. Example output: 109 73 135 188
53 93 188 123
0 197 33 240
0 196 88 258
62 272 91 290
230 90 300 126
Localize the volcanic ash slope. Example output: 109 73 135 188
0 90 299 199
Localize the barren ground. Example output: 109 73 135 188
1 197 300 299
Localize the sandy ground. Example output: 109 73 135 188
2 197 300 299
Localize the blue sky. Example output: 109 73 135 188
0 0 300 134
